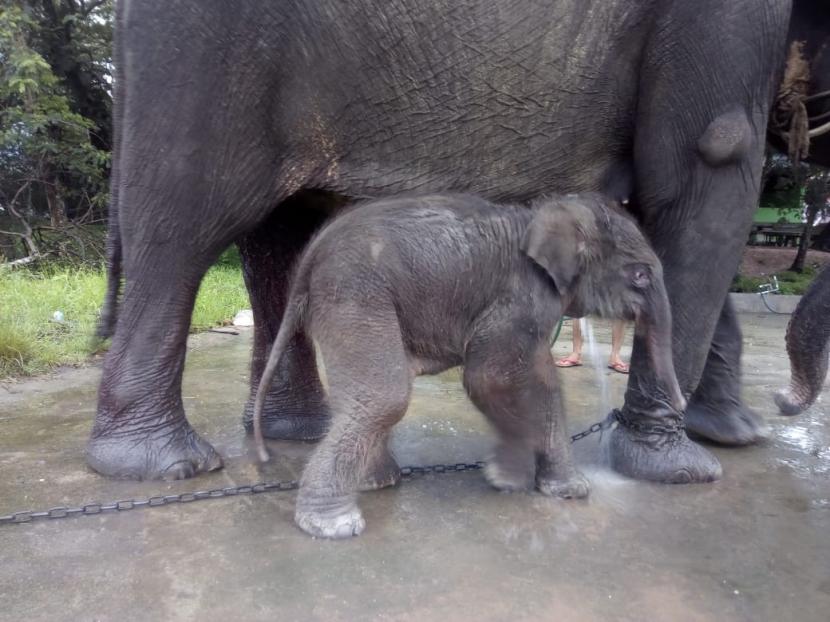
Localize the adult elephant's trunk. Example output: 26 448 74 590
640 280 687 414
775 266 830 415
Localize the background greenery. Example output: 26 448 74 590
730 266 818 295
0 248 248 378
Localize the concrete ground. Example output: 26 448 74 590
1 314 828 621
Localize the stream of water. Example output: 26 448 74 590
579 317 611 416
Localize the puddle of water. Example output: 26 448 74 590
776 425 818 452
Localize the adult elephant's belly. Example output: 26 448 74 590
326 121 626 202
278 0 645 203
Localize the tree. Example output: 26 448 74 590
0 1 112 263
791 167 830 272
761 152 829 272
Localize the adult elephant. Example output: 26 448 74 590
90 0 830 482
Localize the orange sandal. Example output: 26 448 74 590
608 361 630 374
555 357 582 368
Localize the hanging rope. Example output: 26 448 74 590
771 40 812 169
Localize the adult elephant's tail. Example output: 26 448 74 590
96 212 121 340
775 265 830 415
95 7 125 341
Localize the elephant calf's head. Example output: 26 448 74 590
522 193 686 412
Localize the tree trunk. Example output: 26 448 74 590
42 160 67 228
790 169 829 272
789 202 819 272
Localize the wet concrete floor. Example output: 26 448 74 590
0 314 828 621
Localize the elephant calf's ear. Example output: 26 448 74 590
521 199 594 298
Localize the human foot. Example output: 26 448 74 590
555 354 582 368
608 360 630 374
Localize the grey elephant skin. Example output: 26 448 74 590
776 265 830 416
251 193 685 538
90 1 830 483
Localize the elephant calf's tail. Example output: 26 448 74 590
253 292 309 462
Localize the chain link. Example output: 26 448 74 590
0 417 615 526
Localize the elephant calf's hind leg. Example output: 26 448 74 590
294 311 411 538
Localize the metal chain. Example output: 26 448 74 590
0 418 614 526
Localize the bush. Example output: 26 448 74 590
0 323 35 377
775 270 815 295
730 275 766 293
730 266 817 295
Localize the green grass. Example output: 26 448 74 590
0 249 248 378
191 264 250 330
730 266 818 295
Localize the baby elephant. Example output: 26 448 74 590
254 193 684 539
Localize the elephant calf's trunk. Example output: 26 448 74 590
643 283 687 414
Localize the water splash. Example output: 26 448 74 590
580 317 611 416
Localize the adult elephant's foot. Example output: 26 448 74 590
242 390 330 441
86 419 223 480
608 410 722 483
685 398 768 445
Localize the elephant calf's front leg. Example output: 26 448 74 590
464 336 589 500
533 366 589 500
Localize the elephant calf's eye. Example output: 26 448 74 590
625 263 651 289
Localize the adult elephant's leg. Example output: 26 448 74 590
608 1 788 483
87 6 299 479
88 250 223 480
89 186 288 479
238 194 337 440
684 297 767 445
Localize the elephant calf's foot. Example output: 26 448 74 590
685 399 768 446
484 444 535 492
359 450 401 491
608 413 722 484
243 395 330 441
295 497 365 539
537 471 590 499
86 421 223 480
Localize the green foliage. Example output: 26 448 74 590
211 246 244 270
730 265 818 295
0 266 106 376
0 1 112 260
0 323 35 377
191 264 251 330
0 260 249 378
730 274 767 294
